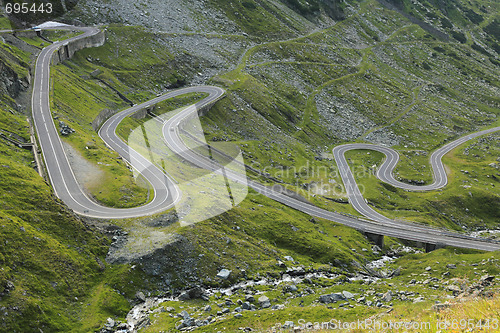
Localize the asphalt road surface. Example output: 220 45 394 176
33 26 182 219
332 127 500 228
31 25 500 250
162 105 500 251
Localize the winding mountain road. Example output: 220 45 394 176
32 26 184 219
161 104 500 251
32 25 500 250
333 126 500 227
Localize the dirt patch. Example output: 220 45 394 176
62 141 104 190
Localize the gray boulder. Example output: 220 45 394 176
381 290 393 302
319 293 346 303
342 291 354 299
105 318 115 328
431 303 451 311
178 286 208 301
177 318 195 330
179 310 190 320
479 275 495 286
216 269 231 280
135 291 146 302
258 295 271 308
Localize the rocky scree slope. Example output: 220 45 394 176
1 1 500 332
62 0 347 38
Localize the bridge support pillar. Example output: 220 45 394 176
425 243 436 252
364 232 384 249
414 242 444 252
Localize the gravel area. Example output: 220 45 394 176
316 90 378 141
62 141 104 190
65 0 239 35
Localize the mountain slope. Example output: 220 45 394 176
0 0 499 331
0 27 162 333
62 0 345 38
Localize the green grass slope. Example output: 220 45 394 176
0 29 161 333
203 0 500 231
0 0 499 331
0 105 145 332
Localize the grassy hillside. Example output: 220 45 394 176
0 91 135 332
203 0 500 230
139 247 500 332
0 29 164 333
0 0 499 331
0 22 373 332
